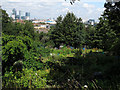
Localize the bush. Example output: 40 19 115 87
2 68 49 88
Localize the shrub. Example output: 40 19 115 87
2 68 49 88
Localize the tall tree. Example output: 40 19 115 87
85 25 99 48
50 12 85 48
95 1 120 52
1 9 13 34
96 17 116 51
104 1 120 35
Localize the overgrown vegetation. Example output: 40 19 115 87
1 1 120 89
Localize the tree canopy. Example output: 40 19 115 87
50 12 86 48
95 1 120 54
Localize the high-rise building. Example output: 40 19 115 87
11 8 30 20
19 10 21 20
11 14 15 20
21 16 26 20
12 8 17 19
25 12 30 20
16 15 20 20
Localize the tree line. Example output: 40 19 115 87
49 1 120 55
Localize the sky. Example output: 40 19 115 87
1 0 106 22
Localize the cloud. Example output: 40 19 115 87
83 3 95 8
62 8 70 12
62 2 71 7
81 3 95 14
8 0 22 2
1 0 105 21
6 0 65 3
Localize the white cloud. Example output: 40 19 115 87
8 0 22 2
57 8 70 14
62 8 70 12
62 2 71 7
1 0 105 21
82 3 95 14
6 0 65 2
83 3 95 8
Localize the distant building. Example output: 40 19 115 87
31 19 56 33
11 8 17 19
25 12 30 20
19 11 21 20
16 15 19 20
34 24 48 29
87 19 95 25
32 20 41 23
21 16 26 20
84 19 96 27
11 8 30 20
11 14 15 20
45 20 56 24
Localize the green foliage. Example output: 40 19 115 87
2 33 16 46
16 36 33 51
2 5 120 89
50 46 76 58
45 47 120 88
2 40 27 74
111 38 120 55
1 8 12 33
19 21 35 39
85 25 100 48
2 33 50 73
2 11 35 38
104 2 120 35
2 40 27 62
95 1 120 53
3 68 48 88
96 17 116 50
50 12 86 48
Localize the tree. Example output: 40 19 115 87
2 33 49 74
85 25 99 48
104 1 120 35
1 9 13 35
96 17 116 51
2 39 27 74
20 21 35 39
50 12 86 48
95 1 120 53
1 9 12 26
1 9 35 39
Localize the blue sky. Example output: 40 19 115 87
1 0 106 22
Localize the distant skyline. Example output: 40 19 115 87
1 0 106 22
